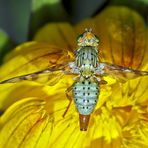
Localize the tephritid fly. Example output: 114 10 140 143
0 28 148 131
71 28 102 130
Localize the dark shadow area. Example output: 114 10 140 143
0 110 4 116
93 0 110 17
62 0 108 23
28 3 69 39
0 40 16 65
0 0 31 43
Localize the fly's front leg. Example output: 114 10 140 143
94 76 107 85
99 79 107 85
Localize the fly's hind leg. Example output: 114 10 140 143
63 85 73 118
63 76 79 118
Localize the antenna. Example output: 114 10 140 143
85 28 92 32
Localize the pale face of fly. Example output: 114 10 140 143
77 28 99 47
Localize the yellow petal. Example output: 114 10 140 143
0 42 72 81
34 23 77 52
33 6 148 71
0 98 54 148
0 82 48 111
0 42 74 110
0 6 148 148
76 6 148 70
106 76 148 107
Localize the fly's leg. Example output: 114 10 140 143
94 76 107 84
99 79 107 84
63 85 73 118
62 76 80 117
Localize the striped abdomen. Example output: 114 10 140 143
73 76 99 130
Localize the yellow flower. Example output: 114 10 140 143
0 6 148 148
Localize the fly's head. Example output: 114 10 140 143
77 28 99 47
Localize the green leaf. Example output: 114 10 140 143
0 30 15 64
29 0 69 39
0 30 8 49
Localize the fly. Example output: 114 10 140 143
0 28 148 131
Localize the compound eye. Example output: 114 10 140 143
95 35 100 43
76 34 84 42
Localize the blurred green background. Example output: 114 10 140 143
0 0 147 43
0 0 147 64
0 0 31 43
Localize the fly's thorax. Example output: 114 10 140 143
76 46 99 68
73 76 99 115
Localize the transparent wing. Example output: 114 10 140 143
95 7 148 72
97 62 148 83
79 7 148 84
0 42 74 86
0 63 73 85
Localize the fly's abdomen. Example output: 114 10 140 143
73 79 99 115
